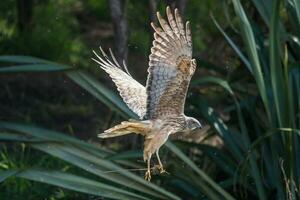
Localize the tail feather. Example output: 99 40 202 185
98 120 150 138
98 131 130 138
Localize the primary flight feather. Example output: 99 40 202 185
92 6 201 181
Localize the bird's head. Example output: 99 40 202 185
186 116 202 131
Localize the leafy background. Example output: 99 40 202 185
0 0 299 199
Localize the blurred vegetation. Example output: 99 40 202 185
0 0 84 63
0 0 300 200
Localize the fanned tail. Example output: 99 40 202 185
98 120 150 138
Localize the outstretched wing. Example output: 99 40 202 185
145 6 195 119
92 47 147 119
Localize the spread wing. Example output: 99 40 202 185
92 47 147 119
145 6 195 119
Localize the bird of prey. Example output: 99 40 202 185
92 6 202 181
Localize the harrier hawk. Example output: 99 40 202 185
92 6 201 181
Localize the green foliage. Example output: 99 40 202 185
0 120 180 200
0 0 88 67
0 55 234 200
202 0 300 199
1 0 300 199
0 145 86 199
126 0 226 56
84 0 110 21
186 0 224 51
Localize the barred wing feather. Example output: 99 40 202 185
145 7 194 119
92 47 147 119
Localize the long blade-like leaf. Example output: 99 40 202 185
17 169 151 200
0 55 50 64
0 64 71 72
166 142 236 200
231 0 271 123
0 122 180 200
0 169 19 182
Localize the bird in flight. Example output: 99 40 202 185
92 6 201 181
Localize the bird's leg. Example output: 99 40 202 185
144 155 152 181
156 149 166 173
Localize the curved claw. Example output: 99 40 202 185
155 164 169 174
157 165 166 174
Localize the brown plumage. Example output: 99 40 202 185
92 6 202 181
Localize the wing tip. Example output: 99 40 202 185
150 22 155 30
91 57 98 64
156 11 160 19
175 8 179 15
166 6 171 14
